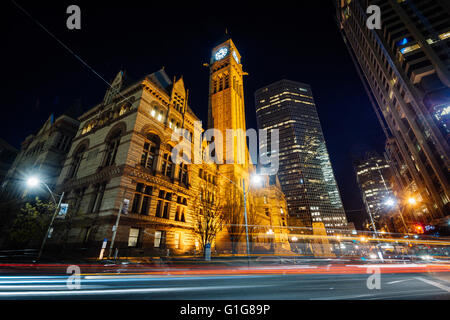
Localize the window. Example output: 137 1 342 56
141 134 159 171
131 183 152 215
179 164 188 185
73 187 86 214
91 183 106 213
140 186 152 215
175 196 187 222
128 228 140 247
155 190 171 219
88 183 106 213
69 146 86 178
161 151 173 178
103 130 121 167
154 230 166 248
56 134 70 151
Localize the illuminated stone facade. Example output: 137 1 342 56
53 38 290 256
2 113 79 201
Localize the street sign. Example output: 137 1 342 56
99 238 108 260
57 203 69 219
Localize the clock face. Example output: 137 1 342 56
232 51 239 63
215 47 228 60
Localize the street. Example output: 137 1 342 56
1 263 449 300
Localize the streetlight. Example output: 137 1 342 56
221 173 264 265
266 229 274 254
384 198 395 207
26 176 65 261
291 236 298 263
408 197 417 206
385 196 410 235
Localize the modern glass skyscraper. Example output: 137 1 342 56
255 80 348 234
336 0 450 222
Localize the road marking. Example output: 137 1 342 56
387 279 413 284
415 277 450 293
0 284 274 297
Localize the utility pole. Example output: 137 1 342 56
242 179 250 266
37 191 65 261
109 190 126 258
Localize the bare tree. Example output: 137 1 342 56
192 171 224 256
222 185 245 254
247 201 262 253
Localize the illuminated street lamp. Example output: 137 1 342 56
384 198 395 207
27 176 39 188
384 196 410 236
26 176 65 261
221 173 264 265
291 236 298 263
408 197 417 206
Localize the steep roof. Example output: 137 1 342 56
146 68 173 95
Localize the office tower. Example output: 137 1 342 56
255 79 348 234
354 151 394 231
336 0 450 222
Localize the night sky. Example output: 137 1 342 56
3 1 386 229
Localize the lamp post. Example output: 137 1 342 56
384 197 410 236
26 176 65 261
291 236 298 263
221 173 263 265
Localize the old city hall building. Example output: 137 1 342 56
53 38 291 257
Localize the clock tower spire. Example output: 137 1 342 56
207 38 247 167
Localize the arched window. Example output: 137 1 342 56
103 129 122 167
69 145 86 179
140 133 160 172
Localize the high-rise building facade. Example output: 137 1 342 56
353 151 394 231
255 79 348 235
336 0 450 222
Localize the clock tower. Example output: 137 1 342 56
207 38 248 172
